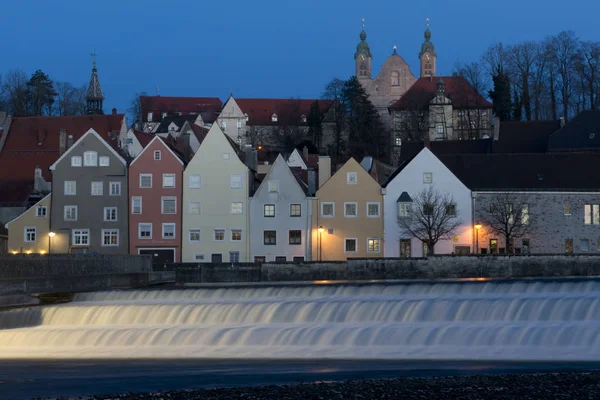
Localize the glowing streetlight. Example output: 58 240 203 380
48 232 56 238
318 226 325 261
474 223 482 254
318 226 325 233
48 231 56 253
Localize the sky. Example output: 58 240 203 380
3 0 599 117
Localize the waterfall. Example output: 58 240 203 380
0 280 599 360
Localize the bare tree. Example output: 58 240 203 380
549 31 582 120
54 82 86 116
321 78 347 160
482 42 507 76
2 68 29 116
267 99 307 152
506 42 538 121
454 60 488 95
245 125 269 147
397 186 462 255
127 92 145 129
578 41 600 111
478 193 532 254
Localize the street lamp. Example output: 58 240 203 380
318 226 325 261
474 223 482 254
48 231 55 254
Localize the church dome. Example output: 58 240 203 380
354 28 372 59
419 27 436 57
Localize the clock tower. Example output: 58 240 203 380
354 18 372 79
419 18 437 78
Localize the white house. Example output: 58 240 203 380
181 124 250 263
249 155 312 262
382 147 473 257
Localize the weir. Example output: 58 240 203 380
0 279 599 360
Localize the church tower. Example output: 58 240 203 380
419 18 437 78
354 18 372 79
85 53 105 115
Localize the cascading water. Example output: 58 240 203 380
0 279 600 360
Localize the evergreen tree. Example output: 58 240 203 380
307 100 323 151
26 70 56 116
488 69 513 121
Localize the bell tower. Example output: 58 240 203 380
85 51 105 115
419 18 437 78
354 18 372 79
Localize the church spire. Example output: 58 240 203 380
354 18 372 79
85 51 104 115
419 18 437 78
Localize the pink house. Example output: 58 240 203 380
129 136 184 263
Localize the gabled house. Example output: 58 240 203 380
5 194 51 254
312 157 383 261
129 136 184 263
250 155 313 262
140 96 222 133
548 110 600 152
382 147 472 257
120 129 154 158
49 128 128 254
181 124 251 263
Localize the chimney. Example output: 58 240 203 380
112 108 117 115
67 135 74 150
493 116 501 140
302 146 309 161
33 166 42 192
59 129 67 155
182 132 191 163
307 169 316 196
318 156 331 188
560 117 566 127
424 135 431 150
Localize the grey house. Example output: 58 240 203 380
49 129 128 254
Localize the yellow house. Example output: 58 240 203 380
5 194 51 254
312 158 384 261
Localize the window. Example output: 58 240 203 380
293 256 305 262
102 229 119 246
71 156 82 167
522 239 530 254
565 239 573 254
264 204 275 217
64 205 77 221
140 174 152 188
214 229 225 242
423 172 433 184
91 181 103 196
398 203 411 217
321 202 335 218
344 202 358 218
436 124 444 135
147 112 153 121
72 229 90 246
189 202 201 215
24 227 36 243
367 238 380 252
109 182 121 196
564 203 572 216
395 137 402 146
189 174 202 189
154 150 161 160
221 120 227 129
236 120 242 129
391 71 399 86
521 204 529 225
230 174 243 189
581 239 590 252
189 229 201 242
268 180 278 192
104 207 117 221
264 230 276 245
423 204 434 216
584 204 600 225
35 206 47 217
160 174 175 188
64 181 76 195
132 197 142 214
162 223 175 239
254 256 266 262
347 172 358 184
162 112 167 119
99 156 110 167
289 230 301 245
231 202 243 215
275 256 287 262
367 202 380 218
446 204 457 217
222 152 231 160
301 115 307 123
345 238 357 253
290 204 301 217
194 254 205 262
138 223 152 239
271 113 278 122
161 197 176 214
229 251 240 263
231 229 242 242
83 151 97 166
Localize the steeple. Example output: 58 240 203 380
419 18 437 78
85 52 104 115
354 18 372 79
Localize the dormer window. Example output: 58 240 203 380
300 114 307 123
395 137 402 146
147 112 153 122
271 113 278 122
244 113 249 122
397 192 413 217
83 151 98 167
162 112 167 119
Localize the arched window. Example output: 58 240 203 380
391 71 399 86
359 61 367 76
83 151 98 167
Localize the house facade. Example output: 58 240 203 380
181 124 250 263
49 129 128 254
5 194 51 254
250 155 312 262
140 96 222 133
312 157 383 261
129 136 184 263
383 147 473 257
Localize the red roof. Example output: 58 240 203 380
141 96 223 123
236 98 334 126
389 76 492 111
187 123 209 144
133 130 154 148
0 179 35 205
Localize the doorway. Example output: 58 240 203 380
400 239 411 257
489 239 498 254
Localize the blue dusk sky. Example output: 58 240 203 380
3 0 599 116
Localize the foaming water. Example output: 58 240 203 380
1 280 600 360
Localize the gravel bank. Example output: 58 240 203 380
43 372 600 400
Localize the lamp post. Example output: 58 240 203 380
474 224 481 254
48 231 55 254
318 226 324 261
